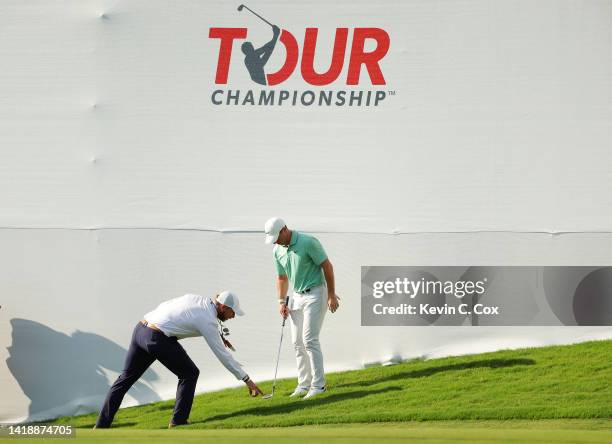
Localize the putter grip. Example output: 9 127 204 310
281 296 289 326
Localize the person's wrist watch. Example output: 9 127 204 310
279 299 286 304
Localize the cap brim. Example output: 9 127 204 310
265 233 278 244
234 306 245 316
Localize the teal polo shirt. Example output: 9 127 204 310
273 231 328 293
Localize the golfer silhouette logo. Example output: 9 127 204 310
237 4 280 85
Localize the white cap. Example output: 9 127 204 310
264 217 285 244
217 291 245 316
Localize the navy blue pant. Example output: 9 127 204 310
96 322 199 427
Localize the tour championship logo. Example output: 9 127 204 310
209 4 392 107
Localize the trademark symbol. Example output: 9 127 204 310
388 90 396 96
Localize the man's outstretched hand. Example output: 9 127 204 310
246 379 263 397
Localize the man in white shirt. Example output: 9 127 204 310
95 291 263 428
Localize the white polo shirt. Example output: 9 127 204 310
143 294 248 381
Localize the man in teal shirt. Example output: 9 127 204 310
264 217 340 399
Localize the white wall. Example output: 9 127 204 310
1 0 611 422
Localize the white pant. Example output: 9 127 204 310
289 285 328 389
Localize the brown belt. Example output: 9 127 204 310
141 319 163 333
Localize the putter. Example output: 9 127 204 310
237 4 274 28
263 296 289 399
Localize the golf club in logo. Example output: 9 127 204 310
209 4 392 106
237 5 280 85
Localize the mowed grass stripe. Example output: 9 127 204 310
7 422 612 444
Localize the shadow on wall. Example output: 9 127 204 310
5 319 161 421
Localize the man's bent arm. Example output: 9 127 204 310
256 28 280 65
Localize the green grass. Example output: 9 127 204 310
48 339 611 430
7 340 612 442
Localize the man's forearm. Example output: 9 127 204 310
322 260 335 295
276 277 289 301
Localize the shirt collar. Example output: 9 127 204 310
289 230 298 246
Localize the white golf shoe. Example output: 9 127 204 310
302 387 326 400
289 387 309 398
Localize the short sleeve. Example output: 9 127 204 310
273 250 286 276
307 237 328 265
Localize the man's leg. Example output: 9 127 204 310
96 323 155 428
302 287 328 389
147 335 199 425
288 306 312 389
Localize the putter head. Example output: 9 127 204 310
237 4 244 11
262 393 273 399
